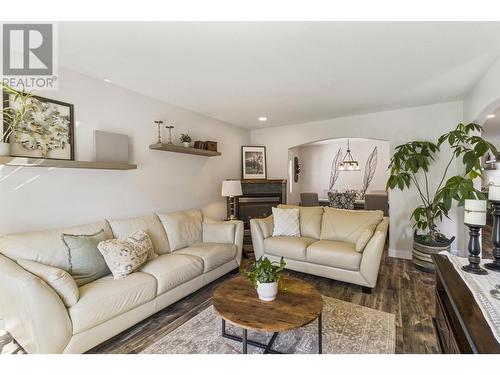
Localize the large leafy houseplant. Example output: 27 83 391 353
387 123 496 246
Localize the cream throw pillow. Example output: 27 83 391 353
157 210 203 251
272 207 300 237
355 224 377 252
18 259 79 307
97 230 152 279
202 222 235 244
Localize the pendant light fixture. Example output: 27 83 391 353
337 138 361 171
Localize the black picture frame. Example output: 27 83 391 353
2 91 75 160
241 145 267 180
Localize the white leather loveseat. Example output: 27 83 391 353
250 205 388 292
0 209 243 354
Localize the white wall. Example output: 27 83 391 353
0 68 250 234
290 138 389 204
251 102 463 259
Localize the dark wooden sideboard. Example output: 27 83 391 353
432 254 500 353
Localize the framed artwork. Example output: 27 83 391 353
3 92 75 160
242 146 267 179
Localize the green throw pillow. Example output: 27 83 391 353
61 230 110 286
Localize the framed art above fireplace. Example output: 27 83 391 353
242 145 267 179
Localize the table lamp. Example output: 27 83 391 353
222 180 242 220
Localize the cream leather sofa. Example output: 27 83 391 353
250 205 388 291
0 210 243 354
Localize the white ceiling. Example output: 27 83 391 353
58 22 500 129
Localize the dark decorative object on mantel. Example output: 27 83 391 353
242 146 267 180
485 200 500 272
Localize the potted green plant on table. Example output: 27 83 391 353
244 256 286 301
179 133 192 148
387 123 497 272
0 83 38 156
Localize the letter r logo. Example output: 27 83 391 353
2 24 53 76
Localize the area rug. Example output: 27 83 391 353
141 296 396 354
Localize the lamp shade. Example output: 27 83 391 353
222 180 242 197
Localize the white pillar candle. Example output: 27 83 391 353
489 184 500 201
464 199 487 226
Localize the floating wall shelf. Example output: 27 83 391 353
149 142 222 157
0 156 137 170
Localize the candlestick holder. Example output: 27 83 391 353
462 224 488 275
165 125 174 144
154 120 164 143
485 200 500 272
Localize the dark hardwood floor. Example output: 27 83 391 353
90 244 440 354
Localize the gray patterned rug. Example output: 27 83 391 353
141 296 396 354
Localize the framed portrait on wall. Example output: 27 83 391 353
3 92 75 160
242 146 267 179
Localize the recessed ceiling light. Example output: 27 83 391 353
104 78 111 83
258 117 267 122
488 114 496 119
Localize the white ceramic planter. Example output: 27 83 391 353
256 281 278 302
0 142 10 156
183 142 190 148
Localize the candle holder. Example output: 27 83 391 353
485 200 500 272
462 224 488 275
154 120 164 143
165 125 174 144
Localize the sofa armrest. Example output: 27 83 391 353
229 220 244 265
0 254 72 353
250 218 266 259
202 219 244 265
359 217 389 288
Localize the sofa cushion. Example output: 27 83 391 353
264 236 317 261
272 207 300 237
259 215 274 239
320 207 383 244
18 259 79 308
306 240 362 271
0 221 112 271
157 210 203 251
69 272 157 334
62 230 111 286
107 214 170 255
97 231 152 280
355 224 377 252
278 205 324 239
202 222 235 244
176 243 237 272
140 254 204 295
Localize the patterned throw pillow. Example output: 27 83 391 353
328 191 356 210
272 207 300 237
97 230 153 279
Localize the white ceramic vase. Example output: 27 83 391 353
256 281 278 302
183 142 190 148
0 142 10 156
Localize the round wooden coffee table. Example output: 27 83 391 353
213 275 323 354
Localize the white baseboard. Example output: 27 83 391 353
388 248 412 260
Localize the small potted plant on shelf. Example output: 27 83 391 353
179 133 192 148
244 256 286 301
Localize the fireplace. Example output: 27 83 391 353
227 179 287 244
